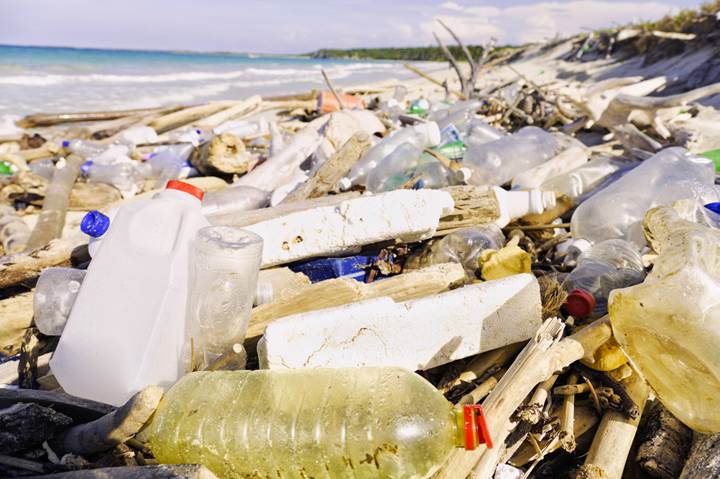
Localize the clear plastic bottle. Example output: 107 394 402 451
147 144 196 187
563 239 645 318
463 126 560 186
148 367 491 479
202 185 270 222
87 161 152 198
609 205 720 432
571 148 717 246
28 159 56 181
62 139 107 158
341 122 441 189
185 226 263 371
464 119 505 147
0 206 30 254
365 143 423 193
33 267 86 336
431 100 483 130
415 225 506 280
540 156 638 200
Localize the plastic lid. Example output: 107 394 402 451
80 160 93 176
62 140 70 148
166 180 204 201
463 405 493 450
705 202 720 215
566 289 596 318
337 177 352 192
81 210 110 238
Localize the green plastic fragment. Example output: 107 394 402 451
433 140 467 161
700 149 720 172
0 161 14 176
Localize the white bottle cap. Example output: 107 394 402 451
455 167 473 183
336 177 352 192
412 121 441 147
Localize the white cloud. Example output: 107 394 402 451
422 1 678 45
440 1 465 11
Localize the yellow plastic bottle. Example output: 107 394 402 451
148 367 491 479
609 204 720 432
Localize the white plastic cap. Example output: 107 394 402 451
336 177 352 192
412 121 442 147
455 167 473 183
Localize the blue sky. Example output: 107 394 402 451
0 0 708 54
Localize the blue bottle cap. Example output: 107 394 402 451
705 202 720 215
62 140 70 148
81 210 110 238
80 160 93 176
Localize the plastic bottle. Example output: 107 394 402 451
540 156 638 200
33 267 86 336
147 144 196 187
463 126 560 186
28 158 56 181
365 143 423 193
464 119 505 147
571 147 718 246
562 239 645 318
87 161 152 198
63 139 107 158
185 226 263 371
421 225 505 279
148 367 492 479
432 100 483 130
202 185 270 222
0 206 30 254
51 180 210 406
609 204 720 432
511 146 589 190
341 122 442 189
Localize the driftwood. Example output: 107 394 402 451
0 292 34 356
403 63 466 99
16 107 173 129
436 317 612 479
148 101 237 134
50 386 163 455
22 465 219 479
440 342 525 393
193 95 262 132
281 132 371 203
245 262 465 341
321 69 346 110
192 133 252 175
680 433 720 479
436 186 501 235
636 401 693 479
559 373 578 452
0 402 72 453
576 370 649 479
0 388 113 422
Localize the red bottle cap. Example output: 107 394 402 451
463 405 493 450
566 289 596 318
166 180 204 201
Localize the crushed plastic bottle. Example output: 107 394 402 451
51 180 210 406
340 122 441 189
464 119 505 146
33 267 86 336
185 226 263 371
147 143 196 187
0 205 30 254
609 204 720 432
563 239 645 318
540 155 638 200
202 185 270 222
148 367 492 479
571 147 718 246
463 126 560 186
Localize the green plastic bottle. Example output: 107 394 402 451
148 368 491 479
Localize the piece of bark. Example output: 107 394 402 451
191 133 252 175
516 374 558 424
0 389 114 423
17 107 174 128
680 433 720 479
18 327 41 389
25 154 85 251
246 262 465 341
636 401 693 479
148 101 237 134
439 342 525 393
0 402 72 453
0 291 33 356
436 317 613 479
281 131 371 203
0 453 46 474
576 370 649 479
435 185 502 235
22 465 219 479
50 386 163 455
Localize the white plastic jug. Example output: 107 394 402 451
51 180 210 406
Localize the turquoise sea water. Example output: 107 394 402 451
0 45 428 116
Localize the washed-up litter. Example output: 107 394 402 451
3 7 720 479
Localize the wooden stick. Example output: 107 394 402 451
504 223 570 231
559 373 578 452
457 368 505 406
22 465 219 479
576 369 649 479
194 95 262 132
0 388 113 422
50 386 163 455
436 317 613 479
439 342 524 393
516 374 558 424
0 454 45 473
636 401 692 479
148 101 237 134
433 32 469 97
679 433 720 479
281 132 371 203
321 69 346 110
0 291 34 357
437 19 476 95
403 63 467 100
16 106 173 128
554 383 590 395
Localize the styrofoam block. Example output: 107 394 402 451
258 273 542 370
246 189 455 267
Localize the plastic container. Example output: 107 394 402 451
289 254 375 283
87 161 152 198
464 119 505 147
571 148 718 246
147 144 196 187
341 122 442 189
185 226 262 372
0 205 30 254
365 142 423 193
148 367 491 479
62 139 107 158
28 159 55 181
463 126 560 186
609 205 720 432
51 180 210 406
562 239 645 318
511 146 588 190
540 156 638 200
422 225 505 280
202 185 270 222
33 267 86 336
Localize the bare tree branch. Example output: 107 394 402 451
437 19 476 79
433 32 469 97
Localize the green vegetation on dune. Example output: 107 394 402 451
310 45 487 62
639 0 720 33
